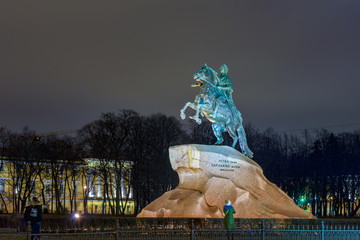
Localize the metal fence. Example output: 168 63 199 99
0 216 360 240
193 229 360 240
0 232 116 240
1 229 360 240
115 226 360 240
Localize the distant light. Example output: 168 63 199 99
74 213 80 219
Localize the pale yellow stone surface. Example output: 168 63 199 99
137 144 315 219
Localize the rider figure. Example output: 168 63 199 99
210 64 239 119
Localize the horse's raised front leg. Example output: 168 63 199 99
189 104 202 124
181 101 200 123
180 102 193 120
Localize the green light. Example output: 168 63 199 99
300 197 305 202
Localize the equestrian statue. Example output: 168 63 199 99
180 64 254 158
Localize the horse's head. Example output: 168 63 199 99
193 65 218 87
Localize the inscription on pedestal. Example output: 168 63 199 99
211 159 240 172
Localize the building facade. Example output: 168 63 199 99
0 157 134 215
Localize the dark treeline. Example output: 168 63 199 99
247 126 360 217
1 109 360 217
185 120 360 217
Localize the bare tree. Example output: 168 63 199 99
6 127 42 213
79 109 140 215
0 127 11 213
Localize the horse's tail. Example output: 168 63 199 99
237 126 254 159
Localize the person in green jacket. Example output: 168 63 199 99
224 200 236 240
224 200 236 230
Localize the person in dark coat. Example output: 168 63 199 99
24 197 42 239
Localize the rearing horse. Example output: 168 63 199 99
180 65 254 158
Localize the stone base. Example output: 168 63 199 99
137 144 315 219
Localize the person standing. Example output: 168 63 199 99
24 197 42 240
224 200 236 240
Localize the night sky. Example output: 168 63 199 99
1 0 360 134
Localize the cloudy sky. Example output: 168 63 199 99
1 0 359 134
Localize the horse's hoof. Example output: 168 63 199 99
180 112 186 120
214 140 224 145
243 151 253 158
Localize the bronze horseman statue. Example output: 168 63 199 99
180 64 253 158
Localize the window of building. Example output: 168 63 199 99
71 181 77 196
0 163 5 172
15 180 20 194
45 181 50 195
89 183 95 198
60 166 64 175
129 186 133 199
60 181 64 196
15 165 22 174
97 175 101 197
0 180 5 193
122 185 128 198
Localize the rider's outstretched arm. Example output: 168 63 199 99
191 83 202 87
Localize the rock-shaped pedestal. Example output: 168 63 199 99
137 144 315 219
